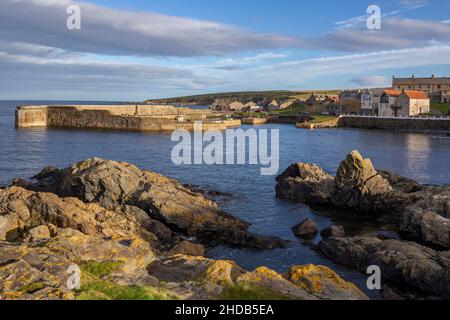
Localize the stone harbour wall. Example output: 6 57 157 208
338 116 450 132
15 105 237 132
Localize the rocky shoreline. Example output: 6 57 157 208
0 158 367 300
276 150 450 299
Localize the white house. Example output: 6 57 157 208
380 89 429 117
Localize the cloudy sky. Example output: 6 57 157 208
1 0 450 100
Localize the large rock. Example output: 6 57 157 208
333 151 392 212
276 163 335 205
319 237 450 298
320 225 345 238
167 241 205 257
0 186 160 247
292 218 319 239
0 227 155 300
148 255 368 300
30 158 287 249
285 265 368 300
276 151 450 249
400 206 450 249
276 151 392 213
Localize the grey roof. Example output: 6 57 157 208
367 88 385 96
393 77 450 85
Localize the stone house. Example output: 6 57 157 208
243 102 262 112
380 89 430 117
228 101 246 111
306 93 338 106
326 104 343 115
306 94 323 106
325 95 340 104
280 100 295 110
393 75 450 103
267 100 280 111
361 88 384 116
339 90 362 114
397 90 430 116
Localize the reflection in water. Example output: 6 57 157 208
404 134 431 182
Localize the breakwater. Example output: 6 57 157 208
15 105 240 132
338 115 450 133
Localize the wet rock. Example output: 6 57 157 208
285 265 368 300
319 237 450 298
30 158 287 249
276 163 335 205
320 225 345 238
292 218 319 239
168 241 205 257
277 151 450 249
399 193 450 249
376 230 400 240
378 170 423 194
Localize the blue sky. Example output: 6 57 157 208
0 0 450 100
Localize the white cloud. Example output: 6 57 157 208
351 76 390 87
205 46 450 90
311 18 450 52
0 0 296 57
399 0 429 8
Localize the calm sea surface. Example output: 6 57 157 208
2 100 450 297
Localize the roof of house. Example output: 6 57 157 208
269 99 279 106
366 88 385 96
403 90 429 100
339 90 361 98
384 89 402 97
229 101 245 109
393 76 450 85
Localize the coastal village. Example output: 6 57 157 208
210 75 450 118
15 75 450 134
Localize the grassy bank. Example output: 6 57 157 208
431 103 450 115
145 90 340 106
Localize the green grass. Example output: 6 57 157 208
81 261 123 278
76 261 174 301
77 280 158 300
273 103 309 115
145 90 341 106
19 281 47 294
309 115 338 123
220 285 292 300
233 112 268 118
272 102 331 115
431 103 450 115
